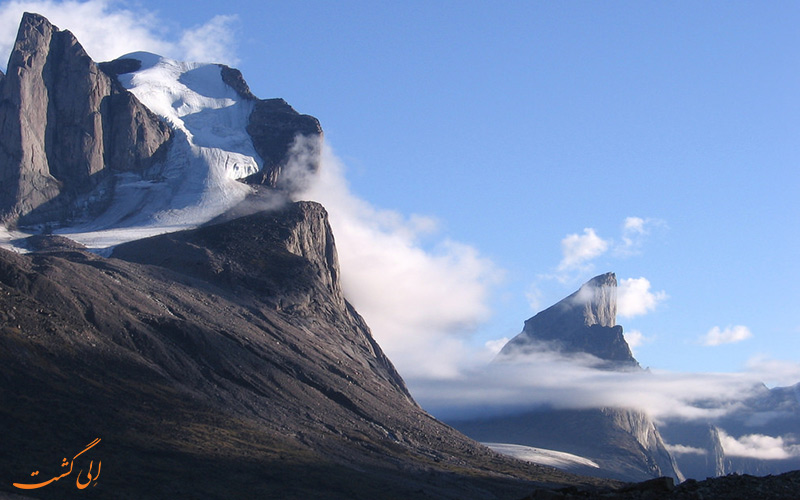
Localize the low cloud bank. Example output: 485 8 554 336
408 348 800 423
719 430 800 460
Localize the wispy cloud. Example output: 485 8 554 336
0 1 239 68
665 444 708 456
623 329 650 355
617 216 665 257
179 15 240 65
552 216 664 281
701 325 753 346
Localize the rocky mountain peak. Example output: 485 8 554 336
572 271 617 328
0 12 173 227
498 272 637 369
0 13 322 237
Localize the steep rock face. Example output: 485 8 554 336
218 62 323 189
0 201 616 498
659 423 726 480
499 272 637 368
0 13 172 226
243 98 323 189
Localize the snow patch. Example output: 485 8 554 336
484 442 600 469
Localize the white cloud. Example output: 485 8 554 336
617 277 667 318
623 216 646 234
484 337 510 356
525 283 543 311
299 142 503 379
719 430 800 460
0 1 239 69
701 325 753 346
558 228 609 271
744 355 800 387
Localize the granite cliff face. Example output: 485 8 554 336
0 13 172 226
499 272 638 369
0 13 323 232
219 63 323 189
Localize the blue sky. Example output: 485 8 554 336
1 1 799 393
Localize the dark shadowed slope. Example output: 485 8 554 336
0 202 614 499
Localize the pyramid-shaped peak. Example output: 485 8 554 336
498 271 638 368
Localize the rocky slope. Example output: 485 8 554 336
0 201 620 499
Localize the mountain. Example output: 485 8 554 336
498 272 638 370
0 13 622 499
452 273 682 483
0 12 321 239
2 202 619 499
1 12 796 498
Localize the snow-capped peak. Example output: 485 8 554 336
42 54 263 251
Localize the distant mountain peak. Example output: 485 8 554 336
498 272 638 369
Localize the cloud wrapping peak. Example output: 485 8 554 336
299 142 503 379
412 348 777 422
0 1 239 68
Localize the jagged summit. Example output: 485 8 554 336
0 12 172 226
498 272 638 369
0 13 321 249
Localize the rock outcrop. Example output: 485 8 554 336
243 98 323 189
218 63 323 190
0 12 172 226
499 272 638 369
0 13 322 232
